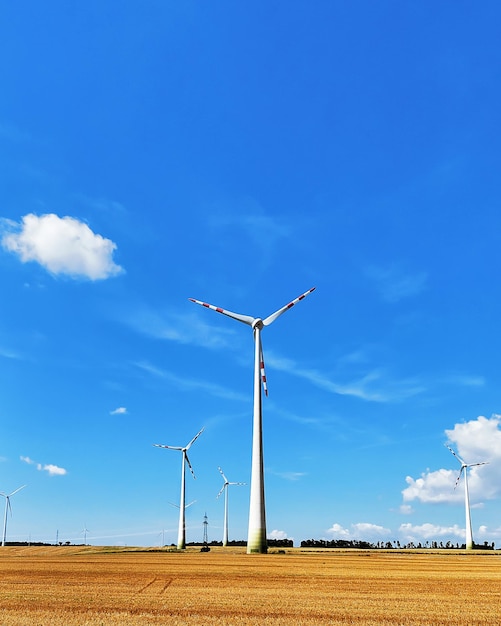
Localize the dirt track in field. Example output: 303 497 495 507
1 546 500 625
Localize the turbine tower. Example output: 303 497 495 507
217 466 245 547
190 287 315 553
446 445 488 550
154 427 204 550
1 485 26 547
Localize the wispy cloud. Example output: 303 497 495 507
210 203 292 265
1 213 123 280
122 307 236 350
366 265 427 303
20 455 67 476
268 469 306 481
74 194 127 216
399 504 414 515
442 373 485 387
266 352 426 403
133 360 247 402
0 346 22 360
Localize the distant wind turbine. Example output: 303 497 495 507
154 427 204 550
446 445 488 550
217 466 245 547
190 287 315 553
168 500 196 510
1 485 27 547
82 525 90 545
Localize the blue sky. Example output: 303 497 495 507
1 1 501 548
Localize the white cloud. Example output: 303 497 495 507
327 522 391 541
477 525 501 541
1 213 123 280
39 464 67 476
20 455 67 476
110 407 127 415
402 415 501 504
399 522 464 542
268 529 290 540
326 523 351 537
402 468 460 504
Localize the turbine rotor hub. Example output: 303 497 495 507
252 318 264 330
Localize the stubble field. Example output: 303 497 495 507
0 546 500 625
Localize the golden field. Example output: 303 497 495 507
1 546 500 625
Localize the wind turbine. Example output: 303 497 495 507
446 445 488 550
154 427 204 550
1 485 26 547
217 466 246 547
81 525 90 545
190 287 315 553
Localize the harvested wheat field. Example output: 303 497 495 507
1 546 500 625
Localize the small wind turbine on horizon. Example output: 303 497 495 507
217 466 246 547
190 287 315 553
82 525 90 545
446 444 488 550
154 427 204 550
1 485 26 547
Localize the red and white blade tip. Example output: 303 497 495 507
263 287 316 327
188 298 255 326
186 426 205 449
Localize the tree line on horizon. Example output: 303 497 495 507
299 538 496 550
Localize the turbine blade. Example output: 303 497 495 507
8 485 26 497
445 444 465 466
259 338 268 397
229 482 246 486
189 298 255 326
185 452 196 479
216 485 226 499
185 426 205 450
468 462 489 468
454 466 464 490
218 466 229 483
153 444 183 450
262 287 316 327
185 500 196 509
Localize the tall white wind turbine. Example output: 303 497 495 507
190 287 315 553
446 445 488 550
154 427 204 550
1 485 26 547
217 466 245 547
